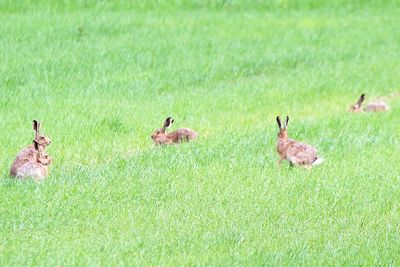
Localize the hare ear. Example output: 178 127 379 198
33 141 39 151
32 120 40 133
357 93 365 106
276 116 282 129
163 117 173 129
285 116 289 129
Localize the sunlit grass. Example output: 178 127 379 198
1 1 400 265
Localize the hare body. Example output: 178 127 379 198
276 116 323 168
151 117 198 145
9 120 51 177
16 150 52 182
365 101 389 112
153 128 198 145
10 144 38 177
277 138 320 166
349 94 389 113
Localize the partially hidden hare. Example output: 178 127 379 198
16 142 52 182
276 116 324 168
151 117 198 145
9 120 52 177
349 93 389 112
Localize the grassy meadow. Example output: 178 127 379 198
1 0 400 265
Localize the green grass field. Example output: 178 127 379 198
1 1 400 265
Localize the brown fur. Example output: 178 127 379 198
276 116 323 167
16 144 52 181
348 93 365 112
349 93 389 112
9 120 52 177
151 117 198 145
364 101 389 112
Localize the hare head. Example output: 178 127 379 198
33 141 52 165
349 93 365 112
151 117 174 144
37 151 52 166
32 120 52 147
276 116 289 139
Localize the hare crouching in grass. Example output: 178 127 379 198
151 117 198 145
349 93 389 113
9 120 52 177
16 142 52 182
276 116 324 168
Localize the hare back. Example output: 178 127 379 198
279 139 318 165
365 102 389 112
168 128 198 143
9 144 37 177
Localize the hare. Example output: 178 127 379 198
9 120 52 177
16 142 52 181
349 93 389 112
151 117 198 145
276 116 324 168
